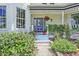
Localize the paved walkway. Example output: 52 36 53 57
36 41 55 56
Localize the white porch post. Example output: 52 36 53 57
61 11 64 25
47 25 48 34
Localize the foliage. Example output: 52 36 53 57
76 39 79 48
48 24 57 34
0 32 35 56
64 24 70 39
29 31 35 36
48 24 68 33
51 39 77 53
48 24 70 38
72 13 79 21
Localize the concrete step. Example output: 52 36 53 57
35 35 49 40
35 40 50 42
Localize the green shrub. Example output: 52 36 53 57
29 31 35 36
48 24 70 39
51 39 77 53
76 39 79 48
0 32 35 56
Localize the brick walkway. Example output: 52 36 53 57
36 42 55 56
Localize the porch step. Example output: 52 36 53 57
35 35 49 40
35 40 50 42
35 40 50 46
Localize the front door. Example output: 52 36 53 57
33 18 48 40
33 18 47 32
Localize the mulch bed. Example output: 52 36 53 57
49 49 79 56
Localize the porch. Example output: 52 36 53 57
30 3 79 41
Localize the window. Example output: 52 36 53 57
16 8 25 28
0 6 6 28
71 14 79 29
71 19 79 29
75 20 79 28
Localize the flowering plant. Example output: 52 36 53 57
44 16 50 21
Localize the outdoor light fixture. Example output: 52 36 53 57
51 19 53 22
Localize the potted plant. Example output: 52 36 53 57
44 16 50 21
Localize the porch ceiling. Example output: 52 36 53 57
30 3 72 7
30 3 79 10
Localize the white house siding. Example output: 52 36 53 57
0 3 31 33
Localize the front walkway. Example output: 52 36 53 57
36 41 55 56
35 34 55 56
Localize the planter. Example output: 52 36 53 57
54 51 76 56
74 49 79 56
54 51 79 56
44 16 50 21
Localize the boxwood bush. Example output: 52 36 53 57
0 32 36 56
51 39 77 53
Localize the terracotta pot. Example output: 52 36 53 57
44 16 50 21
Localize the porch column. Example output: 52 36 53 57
47 25 48 34
61 11 64 25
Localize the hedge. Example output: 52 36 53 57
0 32 36 56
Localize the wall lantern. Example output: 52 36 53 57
51 19 53 22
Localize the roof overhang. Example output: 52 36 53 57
30 3 79 10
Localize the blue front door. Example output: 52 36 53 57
33 18 47 32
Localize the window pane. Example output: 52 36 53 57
20 9 22 18
0 8 2 16
16 18 20 28
3 6 6 16
0 18 6 28
23 19 25 28
17 8 20 17
23 10 25 18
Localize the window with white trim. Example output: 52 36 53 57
0 6 6 28
16 8 25 28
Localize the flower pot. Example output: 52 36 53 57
44 16 50 21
